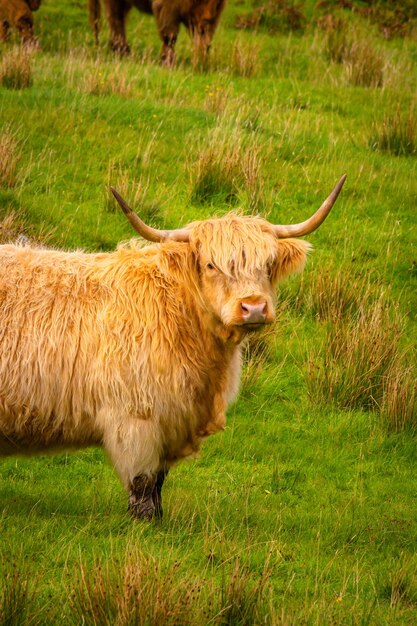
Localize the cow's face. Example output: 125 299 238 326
190 216 310 333
110 176 346 338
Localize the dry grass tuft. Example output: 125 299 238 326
382 361 416 432
344 38 385 88
242 329 276 391
203 83 232 117
387 555 417 608
320 18 385 87
0 127 22 188
0 46 33 89
306 296 416 430
81 65 133 97
319 14 348 63
235 0 305 34
230 39 261 78
207 39 261 78
68 555 272 625
216 558 272 625
0 557 39 626
0 214 24 244
369 108 417 156
293 269 376 321
283 266 416 431
0 212 54 246
307 298 401 411
106 162 161 224
241 106 262 133
69 558 203 626
190 130 265 210
191 143 240 205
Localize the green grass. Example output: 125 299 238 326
1 0 416 623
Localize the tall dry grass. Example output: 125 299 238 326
203 84 232 117
105 162 161 224
0 558 40 626
320 18 385 88
241 328 277 391
387 555 417 608
344 38 385 88
0 212 54 246
82 66 133 98
190 128 266 210
381 362 416 432
230 39 261 78
69 558 202 626
63 53 135 97
369 107 417 156
68 555 272 625
305 273 416 431
0 46 33 89
208 38 262 78
284 268 376 321
307 298 403 412
0 127 22 188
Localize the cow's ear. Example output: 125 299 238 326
273 239 311 281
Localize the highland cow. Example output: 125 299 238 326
0 176 346 520
88 0 226 66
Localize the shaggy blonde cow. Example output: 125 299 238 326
0 176 346 519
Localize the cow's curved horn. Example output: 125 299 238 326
111 187 190 243
273 175 347 238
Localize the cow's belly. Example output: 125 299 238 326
0 408 102 457
131 0 153 14
0 430 102 456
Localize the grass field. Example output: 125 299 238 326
1 0 416 624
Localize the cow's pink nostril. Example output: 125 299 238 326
240 301 267 324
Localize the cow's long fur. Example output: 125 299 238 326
0 213 309 510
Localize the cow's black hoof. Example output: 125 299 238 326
128 498 156 521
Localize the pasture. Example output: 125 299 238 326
0 0 416 623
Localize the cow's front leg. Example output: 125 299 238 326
152 467 168 520
153 2 179 68
128 473 157 520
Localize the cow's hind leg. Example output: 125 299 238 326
152 467 168 520
105 0 130 55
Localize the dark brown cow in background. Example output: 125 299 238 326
0 0 41 47
88 0 226 66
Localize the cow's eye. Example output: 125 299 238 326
207 263 215 270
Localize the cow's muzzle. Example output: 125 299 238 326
240 301 268 325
